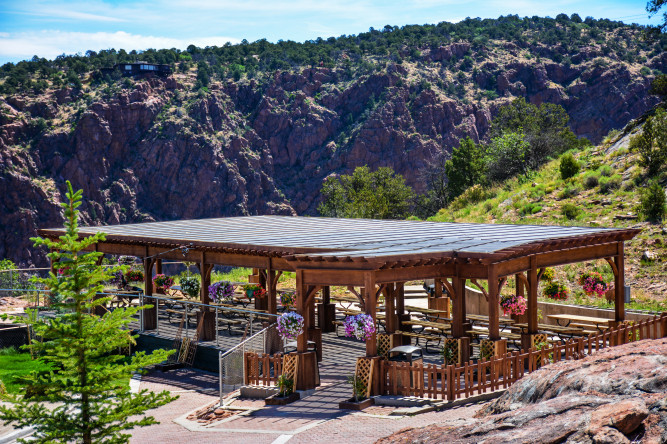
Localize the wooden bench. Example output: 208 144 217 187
466 329 522 342
568 323 604 335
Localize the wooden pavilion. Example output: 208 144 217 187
40 216 639 391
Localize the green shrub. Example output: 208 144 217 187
629 108 667 176
558 186 580 199
520 202 543 215
449 184 490 211
583 173 600 189
541 267 556 282
599 165 613 177
559 153 580 179
599 175 621 194
640 180 666 222
561 203 581 220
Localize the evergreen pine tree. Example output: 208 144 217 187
0 181 176 444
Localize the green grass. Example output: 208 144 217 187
0 347 51 395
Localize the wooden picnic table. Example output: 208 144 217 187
404 305 449 321
467 314 515 325
547 314 612 332
402 320 451 334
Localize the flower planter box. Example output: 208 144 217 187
339 397 374 410
265 392 300 406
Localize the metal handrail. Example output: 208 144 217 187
219 323 281 404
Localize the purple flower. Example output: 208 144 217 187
277 312 304 340
343 314 376 341
208 281 235 302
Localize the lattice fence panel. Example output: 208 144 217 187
443 338 460 365
479 339 495 360
377 334 391 359
282 353 298 382
355 357 374 398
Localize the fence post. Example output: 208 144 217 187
140 294 144 332
185 302 189 338
156 298 160 336
215 307 219 347
250 314 254 337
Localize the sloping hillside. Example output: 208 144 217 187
0 16 665 266
430 113 667 305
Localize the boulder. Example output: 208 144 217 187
378 339 667 444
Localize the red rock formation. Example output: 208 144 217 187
377 338 667 444
0 52 663 265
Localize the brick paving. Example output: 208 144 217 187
127 332 486 443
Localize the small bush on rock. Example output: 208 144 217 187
583 173 599 189
559 153 580 180
562 203 581 220
640 180 666 222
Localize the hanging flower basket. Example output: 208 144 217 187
543 281 569 300
578 271 608 297
209 281 235 303
499 293 527 316
152 274 174 292
124 269 144 283
277 312 304 340
343 314 376 341
243 284 266 299
280 291 296 310
180 276 200 299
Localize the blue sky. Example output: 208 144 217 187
0 0 660 64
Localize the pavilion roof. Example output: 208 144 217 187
39 215 640 264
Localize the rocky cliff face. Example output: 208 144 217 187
1 43 664 266
378 338 667 444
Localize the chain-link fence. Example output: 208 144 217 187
219 323 282 402
0 268 50 301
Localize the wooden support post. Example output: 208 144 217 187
615 242 625 322
267 269 277 318
142 258 157 330
527 257 538 335
452 277 465 338
488 265 500 341
317 286 336 333
197 256 215 340
296 270 308 353
322 286 330 305
364 272 377 357
385 283 396 333
155 259 162 275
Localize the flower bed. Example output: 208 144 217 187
543 281 569 300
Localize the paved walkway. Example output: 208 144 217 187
129 333 484 443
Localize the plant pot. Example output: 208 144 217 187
265 392 300 405
339 397 375 410
246 289 255 299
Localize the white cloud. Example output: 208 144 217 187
15 9 126 22
0 30 241 61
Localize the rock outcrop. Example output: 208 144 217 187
378 338 667 444
1 45 664 265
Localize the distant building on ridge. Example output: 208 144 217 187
101 62 171 77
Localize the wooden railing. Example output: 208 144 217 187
381 313 667 402
244 352 283 387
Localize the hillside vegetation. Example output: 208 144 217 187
0 15 665 266
430 111 667 306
